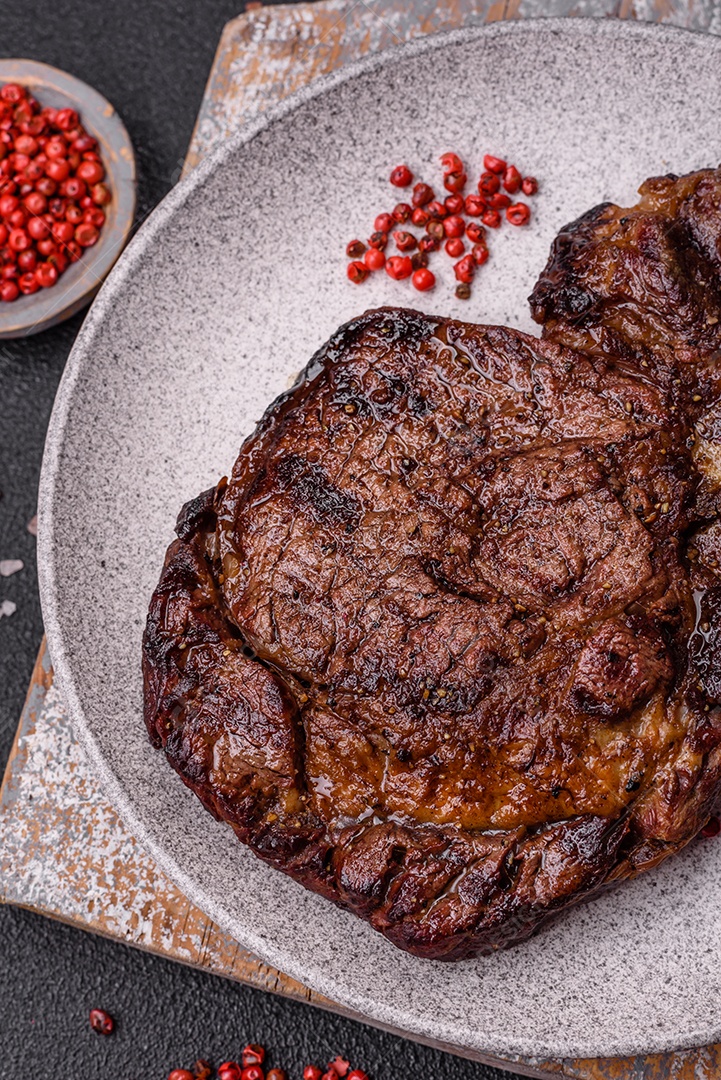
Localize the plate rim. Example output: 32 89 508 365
0 57 136 338
37 16 721 1063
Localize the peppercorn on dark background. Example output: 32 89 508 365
0 3 525 1078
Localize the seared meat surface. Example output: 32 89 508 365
144 286 721 957
529 168 721 376
530 166 721 574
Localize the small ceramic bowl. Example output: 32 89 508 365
0 58 136 339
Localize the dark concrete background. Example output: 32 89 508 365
0 4 525 1078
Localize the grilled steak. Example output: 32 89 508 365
530 167 721 557
144 299 721 959
529 168 721 375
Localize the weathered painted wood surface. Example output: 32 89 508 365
3 2 721 1077
187 0 721 173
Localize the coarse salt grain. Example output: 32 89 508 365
0 559 23 577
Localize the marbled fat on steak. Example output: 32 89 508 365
143 170 721 960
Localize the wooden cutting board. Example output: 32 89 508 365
3 3 721 1078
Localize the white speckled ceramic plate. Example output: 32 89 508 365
38 19 721 1063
